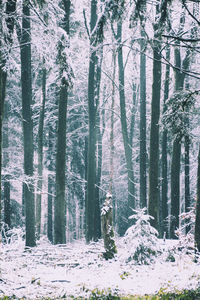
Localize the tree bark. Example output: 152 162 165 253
36 63 46 238
0 0 16 236
54 0 70 245
161 45 170 237
117 21 135 216
148 42 161 230
47 125 54 243
139 26 147 209
3 101 10 228
20 0 36 247
195 146 200 252
54 84 68 244
86 0 98 242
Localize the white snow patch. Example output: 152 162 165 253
0 237 200 298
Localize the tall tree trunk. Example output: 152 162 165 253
47 125 54 243
148 0 170 232
54 84 68 244
20 0 35 247
0 0 16 236
170 40 190 238
54 0 70 245
94 48 103 240
3 101 10 228
161 45 170 237
86 0 98 242
184 81 190 234
36 63 46 238
195 145 200 252
148 42 161 230
109 49 116 225
139 26 147 209
117 21 135 216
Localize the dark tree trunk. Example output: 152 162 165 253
161 45 170 237
54 84 68 244
20 0 36 247
195 146 200 252
117 21 135 215
0 0 16 233
54 0 70 245
170 136 182 239
148 0 170 232
170 40 190 238
86 0 98 242
139 26 147 209
148 42 161 230
36 64 46 238
94 48 103 240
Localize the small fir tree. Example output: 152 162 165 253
124 208 160 265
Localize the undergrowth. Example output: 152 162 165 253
1 288 200 300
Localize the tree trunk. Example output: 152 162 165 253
117 21 135 216
86 0 98 242
109 49 116 224
195 146 200 252
148 42 161 230
170 39 190 238
170 136 182 239
36 63 46 238
94 48 103 240
3 101 10 228
54 0 70 245
20 0 36 247
54 84 68 244
0 0 16 235
139 26 147 209
47 125 54 243
161 45 170 237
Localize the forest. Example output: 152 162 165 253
1 0 200 299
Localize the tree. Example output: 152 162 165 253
117 20 135 214
0 0 16 235
195 145 200 252
161 44 170 237
19 0 36 247
54 0 71 245
148 0 171 231
36 61 46 238
170 14 190 239
139 3 147 209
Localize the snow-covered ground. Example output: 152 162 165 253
1 235 200 299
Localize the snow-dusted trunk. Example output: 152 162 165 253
139 23 147 209
161 45 170 237
117 21 135 215
54 84 68 244
101 194 117 259
148 42 161 230
20 0 36 247
149 0 170 232
195 146 200 252
0 0 16 236
3 101 10 229
36 64 46 238
47 125 54 243
54 0 71 245
170 41 190 239
86 0 98 242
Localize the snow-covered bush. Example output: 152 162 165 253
1 222 25 245
123 208 160 265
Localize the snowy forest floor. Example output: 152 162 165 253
1 234 200 299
